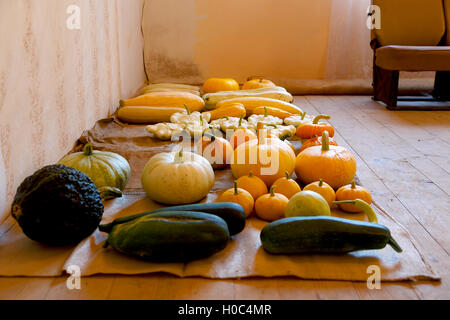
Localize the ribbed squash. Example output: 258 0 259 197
203 103 246 121
58 144 131 199
120 92 204 112
218 97 303 115
117 106 187 124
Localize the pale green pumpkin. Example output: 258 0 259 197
58 144 131 199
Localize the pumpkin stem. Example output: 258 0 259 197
333 199 378 223
233 181 239 195
264 106 268 117
319 179 324 187
184 104 191 115
313 114 331 124
249 171 254 178
280 134 290 141
83 143 94 156
285 172 290 180
222 116 229 120
200 114 203 123
351 181 356 189
301 111 307 120
321 131 330 151
270 186 276 197
239 115 244 127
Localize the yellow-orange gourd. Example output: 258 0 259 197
271 172 301 199
235 171 268 200
242 77 276 90
335 181 372 213
203 78 240 93
255 186 289 221
231 137 296 187
216 181 254 217
295 131 356 189
303 179 336 207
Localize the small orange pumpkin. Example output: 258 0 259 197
196 133 233 169
254 186 288 221
230 116 258 149
236 171 268 200
271 172 301 199
335 181 372 213
242 77 276 90
216 181 254 217
299 134 338 153
295 131 356 189
303 179 336 207
296 115 335 139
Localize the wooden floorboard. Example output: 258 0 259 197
0 96 448 300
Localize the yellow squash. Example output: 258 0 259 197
120 92 205 112
218 97 303 115
202 103 246 121
117 106 187 124
252 106 294 120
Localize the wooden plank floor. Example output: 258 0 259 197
0 96 449 300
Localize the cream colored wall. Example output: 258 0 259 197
0 0 147 221
143 0 333 84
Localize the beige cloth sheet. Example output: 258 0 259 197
0 117 440 281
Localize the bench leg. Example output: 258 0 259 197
433 71 450 101
373 65 399 109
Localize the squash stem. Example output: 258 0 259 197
270 186 276 197
301 111 306 120
83 143 94 156
285 172 290 180
184 104 191 115
351 181 356 189
249 171 253 178
233 181 239 195
264 106 268 117
313 114 331 124
321 131 330 151
319 179 324 187
239 115 244 127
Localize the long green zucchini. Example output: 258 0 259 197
99 202 246 236
105 211 230 262
261 216 402 254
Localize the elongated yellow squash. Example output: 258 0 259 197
217 97 303 115
117 106 187 124
202 103 246 120
120 92 205 112
202 86 292 109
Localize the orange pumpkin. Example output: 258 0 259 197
271 172 301 199
295 131 356 189
203 78 240 93
242 77 276 90
216 181 254 217
296 115 335 139
231 137 296 186
299 134 338 153
196 133 233 169
230 116 258 149
254 186 288 221
336 181 372 213
236 171 268 200
303 179 336 207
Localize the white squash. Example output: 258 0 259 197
141 151 215 205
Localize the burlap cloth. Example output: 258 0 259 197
0 117 440 281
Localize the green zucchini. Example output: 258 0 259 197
260 216 402 254
99 202 246 235
105 211 230 262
